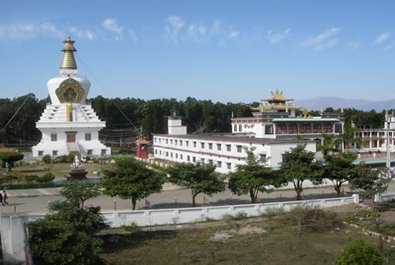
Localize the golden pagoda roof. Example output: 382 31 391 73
264 89 293 102
60 34 77 70
252 104 300 112
251 89 303 112
136 138 149 145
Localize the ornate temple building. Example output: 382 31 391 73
32 36 110 158
153 90 344 173
231 90 344 140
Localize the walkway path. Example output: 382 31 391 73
1 181 394 214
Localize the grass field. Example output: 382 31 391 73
1 162 104 178
99 207 395 265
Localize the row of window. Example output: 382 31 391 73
155 149 233 170
51 133 92 142
154 137 244 153
37 149 107 156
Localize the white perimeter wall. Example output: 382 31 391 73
27 195 358 228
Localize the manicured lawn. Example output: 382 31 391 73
1 162 104 178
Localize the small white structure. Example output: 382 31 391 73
33 35 110 158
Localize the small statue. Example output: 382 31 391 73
73 155 81 168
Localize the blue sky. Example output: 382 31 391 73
1 0 395 103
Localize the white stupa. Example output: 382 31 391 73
32 35 111 158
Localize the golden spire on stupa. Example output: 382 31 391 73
60 34 77 70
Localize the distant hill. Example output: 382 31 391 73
295 97 395 111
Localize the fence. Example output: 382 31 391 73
26 194 359 227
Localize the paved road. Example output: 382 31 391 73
1 181 394 214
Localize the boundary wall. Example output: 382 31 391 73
26 195 359 227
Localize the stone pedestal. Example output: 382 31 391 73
69 167 88 180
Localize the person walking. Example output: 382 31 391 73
3 190 8 205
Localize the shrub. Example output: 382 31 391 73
286 206 344 232
335 239 383 265
24 174 39 183
42 155 52 164
38 172 55 183
57 155 70 163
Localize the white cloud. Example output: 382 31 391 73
301 28 340 50
187 23 206 40
267 29 291 44
374 32 391 45
164 16 185 44
228 30 240 40
102 18 124 40
69 27 96 40
0 22 63 41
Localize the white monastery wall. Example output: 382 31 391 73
26 195 358 228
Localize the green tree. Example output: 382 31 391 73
228 148 282 203
29 181 108 265
350 166 392 199
167 163 226 207
317 134 341 157
0 151 24 172
280 145 322 200
335 239 383 265
324 152 357 196
101 156 165 210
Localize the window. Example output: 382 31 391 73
265 124 274 134
186 141 189 147
187 155 190 162
166 152 169 157
101 149 106 156
166 139 169 144
201 142 205 149
170 139 173 144
217 161 222 168
175 153 178 159
175 140 178 145
208 143 213 149
85 133 92 141
180 140 183 146
52 150 58 156
180 154 183 160
192 157 196 162
38 151 43 156
234 124 237 131
155 150 158 154
226 163 231 170
226 144 231 151
87 149 93 155
208 159 213 165
170 153 173 158
217 144 222 150
236 145 242 153
51 133 57 142
239 124 242 132
193 141 197 147
201 158 205 164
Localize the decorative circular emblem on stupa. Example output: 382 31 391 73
55 78 85 103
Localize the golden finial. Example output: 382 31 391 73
60 34 77 70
